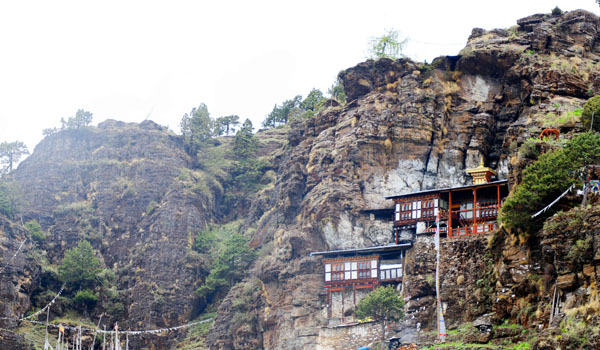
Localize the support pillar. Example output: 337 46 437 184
448 191 453 237
473 188 477 234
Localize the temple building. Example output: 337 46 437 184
311 160 509 324
310 244 410 323
388 160 508 240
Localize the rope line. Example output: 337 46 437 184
23 284 65 320
531 184 574 218
0 239 27 273
20 318 212 335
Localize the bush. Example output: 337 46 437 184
193 228 217 254
501 132 600 233
551 6 563 16
0 181 14 217
25 220 46 244
196 234 256 301
582 96 600 132
518 141 539 159
73 289 98 309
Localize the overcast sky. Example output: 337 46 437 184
1 0 599 153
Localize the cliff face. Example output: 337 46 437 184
208 9 600 349
1 8 599 350
0 119 287 349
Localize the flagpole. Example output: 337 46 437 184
435 211 446 342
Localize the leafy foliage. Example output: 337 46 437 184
232 119 257 160
566 237 593 276
73 289 98 310
196 234 256 301
42 109 94 136
262 89 326 128
215 115 240 136
262 95 302 128
0 141 29 174
228 119 268 192
551 6 563 16
61 109 93 129
356 286 404 350
193 227 218 254
58 240 101 289
300 89 326 118
328 76 346 104
368 29 406 59
501 132 600 233
0 182 13 217
25 219 46 244
181 103 215 155
0 180 18 218
582 96 600 132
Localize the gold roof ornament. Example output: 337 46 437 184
466 157 496 184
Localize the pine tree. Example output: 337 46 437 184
232 119 257 160
368 29 407 59
0 141 29 173
58 240 101 289
356 286 404 350
180 103 215 154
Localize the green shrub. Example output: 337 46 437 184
501 132 600 233
146 200 158 215
582 96 600 132
518 141 539 159
513 342 531 350
551 6 562 16
193 228 217 254
25 220 46 244
0 181 14 217
196 234 256 301
73 289 98 309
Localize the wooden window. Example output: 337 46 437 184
331 263 344 281
371 260 378 278
421 198 439 218
412 201 421 219
399 202 412 221
358 261 371 279
351 262 358 279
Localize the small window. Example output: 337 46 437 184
358 261 371 279
332 263 344 281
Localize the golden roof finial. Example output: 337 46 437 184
466 156 496 184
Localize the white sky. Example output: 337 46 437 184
1 0 598 153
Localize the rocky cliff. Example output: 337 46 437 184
207 9 600 349
1 8 600 350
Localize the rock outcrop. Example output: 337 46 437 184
207 9 600 350
1 8 600 350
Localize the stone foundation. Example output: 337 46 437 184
316 322 381 350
